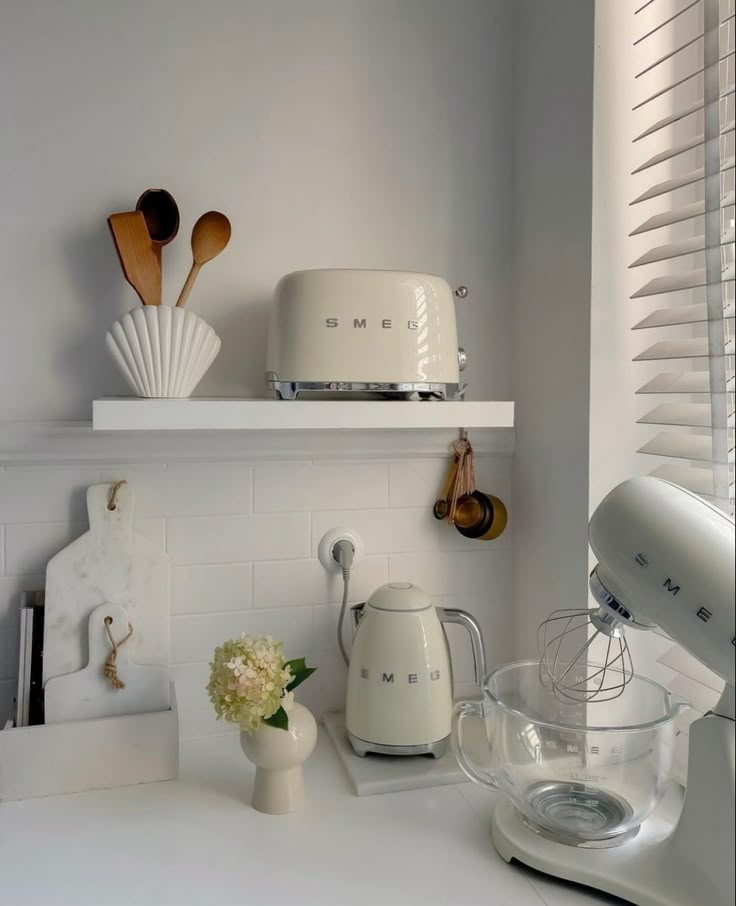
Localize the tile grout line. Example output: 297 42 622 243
250 554 256 608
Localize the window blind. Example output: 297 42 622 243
632 0 735 513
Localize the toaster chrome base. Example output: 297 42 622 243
267 375 464 401
347 731 449 759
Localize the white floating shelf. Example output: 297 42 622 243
92 398 514 433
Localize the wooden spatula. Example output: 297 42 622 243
107 210 162 305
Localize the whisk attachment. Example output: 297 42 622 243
538 606 634 704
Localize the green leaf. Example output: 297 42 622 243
285 657 306 674
263 706 289 731
286 666 317 692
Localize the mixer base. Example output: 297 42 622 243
490 714 735 906
491 795 706 906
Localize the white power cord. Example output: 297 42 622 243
333 539 355 666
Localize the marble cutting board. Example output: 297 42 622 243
43 482 170 687
45 604 170 722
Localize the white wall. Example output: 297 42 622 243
0 0 520 737
0 0 513 421
510 0 596 656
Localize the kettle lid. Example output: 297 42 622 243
367 582 432 612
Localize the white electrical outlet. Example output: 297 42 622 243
318 528 364 573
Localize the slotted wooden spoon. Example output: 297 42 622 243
175 211 231 308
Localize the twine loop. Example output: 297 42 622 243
103 616 134 690
107 479 127 511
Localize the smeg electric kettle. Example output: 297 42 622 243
345 582 486 758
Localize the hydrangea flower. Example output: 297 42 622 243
207 634 315 732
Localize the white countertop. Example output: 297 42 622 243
0 731 624 906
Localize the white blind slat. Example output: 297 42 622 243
630 168 705 204
633 68 706 111
632 135 705 172
649 463 722 495
631 270 707 297
634 338 710 360
637 372 712 393
635 0 702 45
636 35 704 79
638 403 714 426
633 303 708 328
630 201 705 235
638 432 718 462
633 100 704 141
630 236 706 266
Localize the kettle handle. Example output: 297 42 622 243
350 602 365 633
436 608 486 687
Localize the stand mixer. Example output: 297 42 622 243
456 477 735 906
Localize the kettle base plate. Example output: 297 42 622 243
347 730 449 759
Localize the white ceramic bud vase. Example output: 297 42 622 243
240 697 318 815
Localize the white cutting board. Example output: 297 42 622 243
45 604 170 723
43 482 170 686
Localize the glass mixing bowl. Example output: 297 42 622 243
452 659 688 847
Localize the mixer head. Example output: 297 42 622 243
538 606 634 704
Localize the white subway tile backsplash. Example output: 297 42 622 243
172 564 253 614
254 461 388 512
389 549 510 598
312 507 510 557
389 456 512 509
6 525 72 576
99 464 253 517
0 454 513 737
253 555 388 609
167 513 310 565
4 518 165 576
172 606 314 664
171 662 212 712
0 468 98 524
297 646 348 717
178 708 237 739
312 603 342 652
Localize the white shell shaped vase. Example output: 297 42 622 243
106 306 221 398
240 698 318 815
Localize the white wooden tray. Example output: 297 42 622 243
0 683 178 801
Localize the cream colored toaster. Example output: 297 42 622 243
266 269 467 399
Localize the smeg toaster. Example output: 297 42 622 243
266 269 467 399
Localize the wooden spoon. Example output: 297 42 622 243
107 210 162 306
175 211 231 309
135 188 180 273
